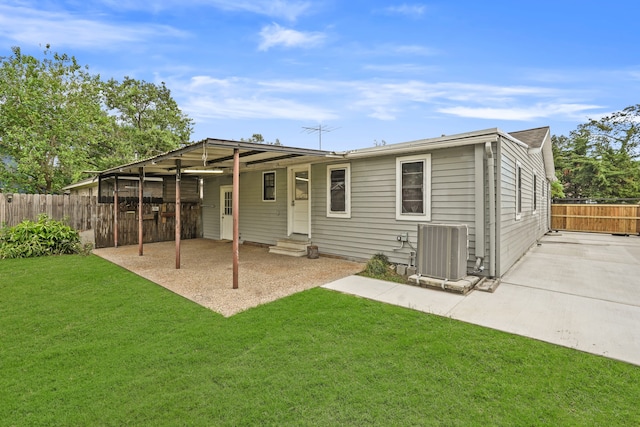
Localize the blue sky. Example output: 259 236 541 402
1 0 639 151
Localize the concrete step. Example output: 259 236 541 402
274 239 310 251
407 274 482 295
268 246 308 257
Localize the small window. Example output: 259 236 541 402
326 163 351 218
396 154 431 221
263 171 276 202
515 161 522 220
533 171 538 213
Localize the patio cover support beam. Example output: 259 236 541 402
232 148 240 289
175 159 181 269
114 175 119 248
138 167 144 256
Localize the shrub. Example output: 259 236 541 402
364 252 390 276
0 214 81 259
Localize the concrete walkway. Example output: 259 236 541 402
323 232 640 366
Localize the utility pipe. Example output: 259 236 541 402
232 148 240 289
113 175 119 248
485 142 496 278
175 159 181 269
138 167 144 256
474 144 485 270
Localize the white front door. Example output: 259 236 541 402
220 185 233 240
290 167 310 235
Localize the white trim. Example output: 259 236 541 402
262 170 276 202
515 160 522 220
396 154 431 221
326 163 351 218
532 170 538 214
287 165 311 237
219 185 233 240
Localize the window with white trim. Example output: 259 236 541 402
515 160 522 220
326 163 351 218
533 171 538 213
396 154 431 221
262 171 276 202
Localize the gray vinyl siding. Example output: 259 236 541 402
237 169 288 244
311 145 479 270
202 170 287 243
497 137 549 276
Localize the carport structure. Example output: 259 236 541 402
97 139 338 289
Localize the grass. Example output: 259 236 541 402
1 255 639 426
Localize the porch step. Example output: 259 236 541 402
269 238 310 257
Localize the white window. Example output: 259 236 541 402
326 163 351 218
515 160 522 220
396 154 431 221
262 171 276 202
533 171 538 214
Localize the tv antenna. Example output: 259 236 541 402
301 124 339 150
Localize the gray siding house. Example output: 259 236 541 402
201 126 555 278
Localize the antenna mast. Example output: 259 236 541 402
301 124 338 150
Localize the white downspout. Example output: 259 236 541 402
474 144 485 272
485 142 496 278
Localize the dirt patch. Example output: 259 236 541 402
93 239 364 317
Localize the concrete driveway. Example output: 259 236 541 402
324 232 640 366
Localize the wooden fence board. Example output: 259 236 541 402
1 193 201 248
551 204 640 234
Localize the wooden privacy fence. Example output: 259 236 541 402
0 193 94 230
551 204 640 235
95 202 201 248
0 193 202 248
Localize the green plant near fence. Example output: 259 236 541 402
0 214 81 259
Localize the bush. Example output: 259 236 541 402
0 214 81 259
364 252 390 276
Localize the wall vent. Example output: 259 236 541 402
416 224 468 281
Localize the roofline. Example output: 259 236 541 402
344 128 505 158
97 138 337 176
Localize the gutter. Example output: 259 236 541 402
485 141 497 278
344 131 501 159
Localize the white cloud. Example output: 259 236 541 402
258 23 325 51
99 0 312 21
0 3 187 49
385 4 427 17
166 72 605 126
172 75 338 121
185 96 337 121
206 0 312 21
439 103 604 121
363 63 436 73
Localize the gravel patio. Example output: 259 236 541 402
93 239 365 317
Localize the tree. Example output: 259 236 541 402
553 105 640 200
240 133 281 145
102 77 193 165
0 46 113 193
0 46 193 193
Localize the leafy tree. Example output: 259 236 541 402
0 46 112 193
240 133 281 145
553 105 640 200
102 77 193 165
0 46 193 193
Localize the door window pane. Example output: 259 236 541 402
295 171 309 200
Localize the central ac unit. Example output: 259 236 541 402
416 224 468 281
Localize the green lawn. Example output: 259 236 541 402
1 255 639 426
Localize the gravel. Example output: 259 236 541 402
93 239 364 317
